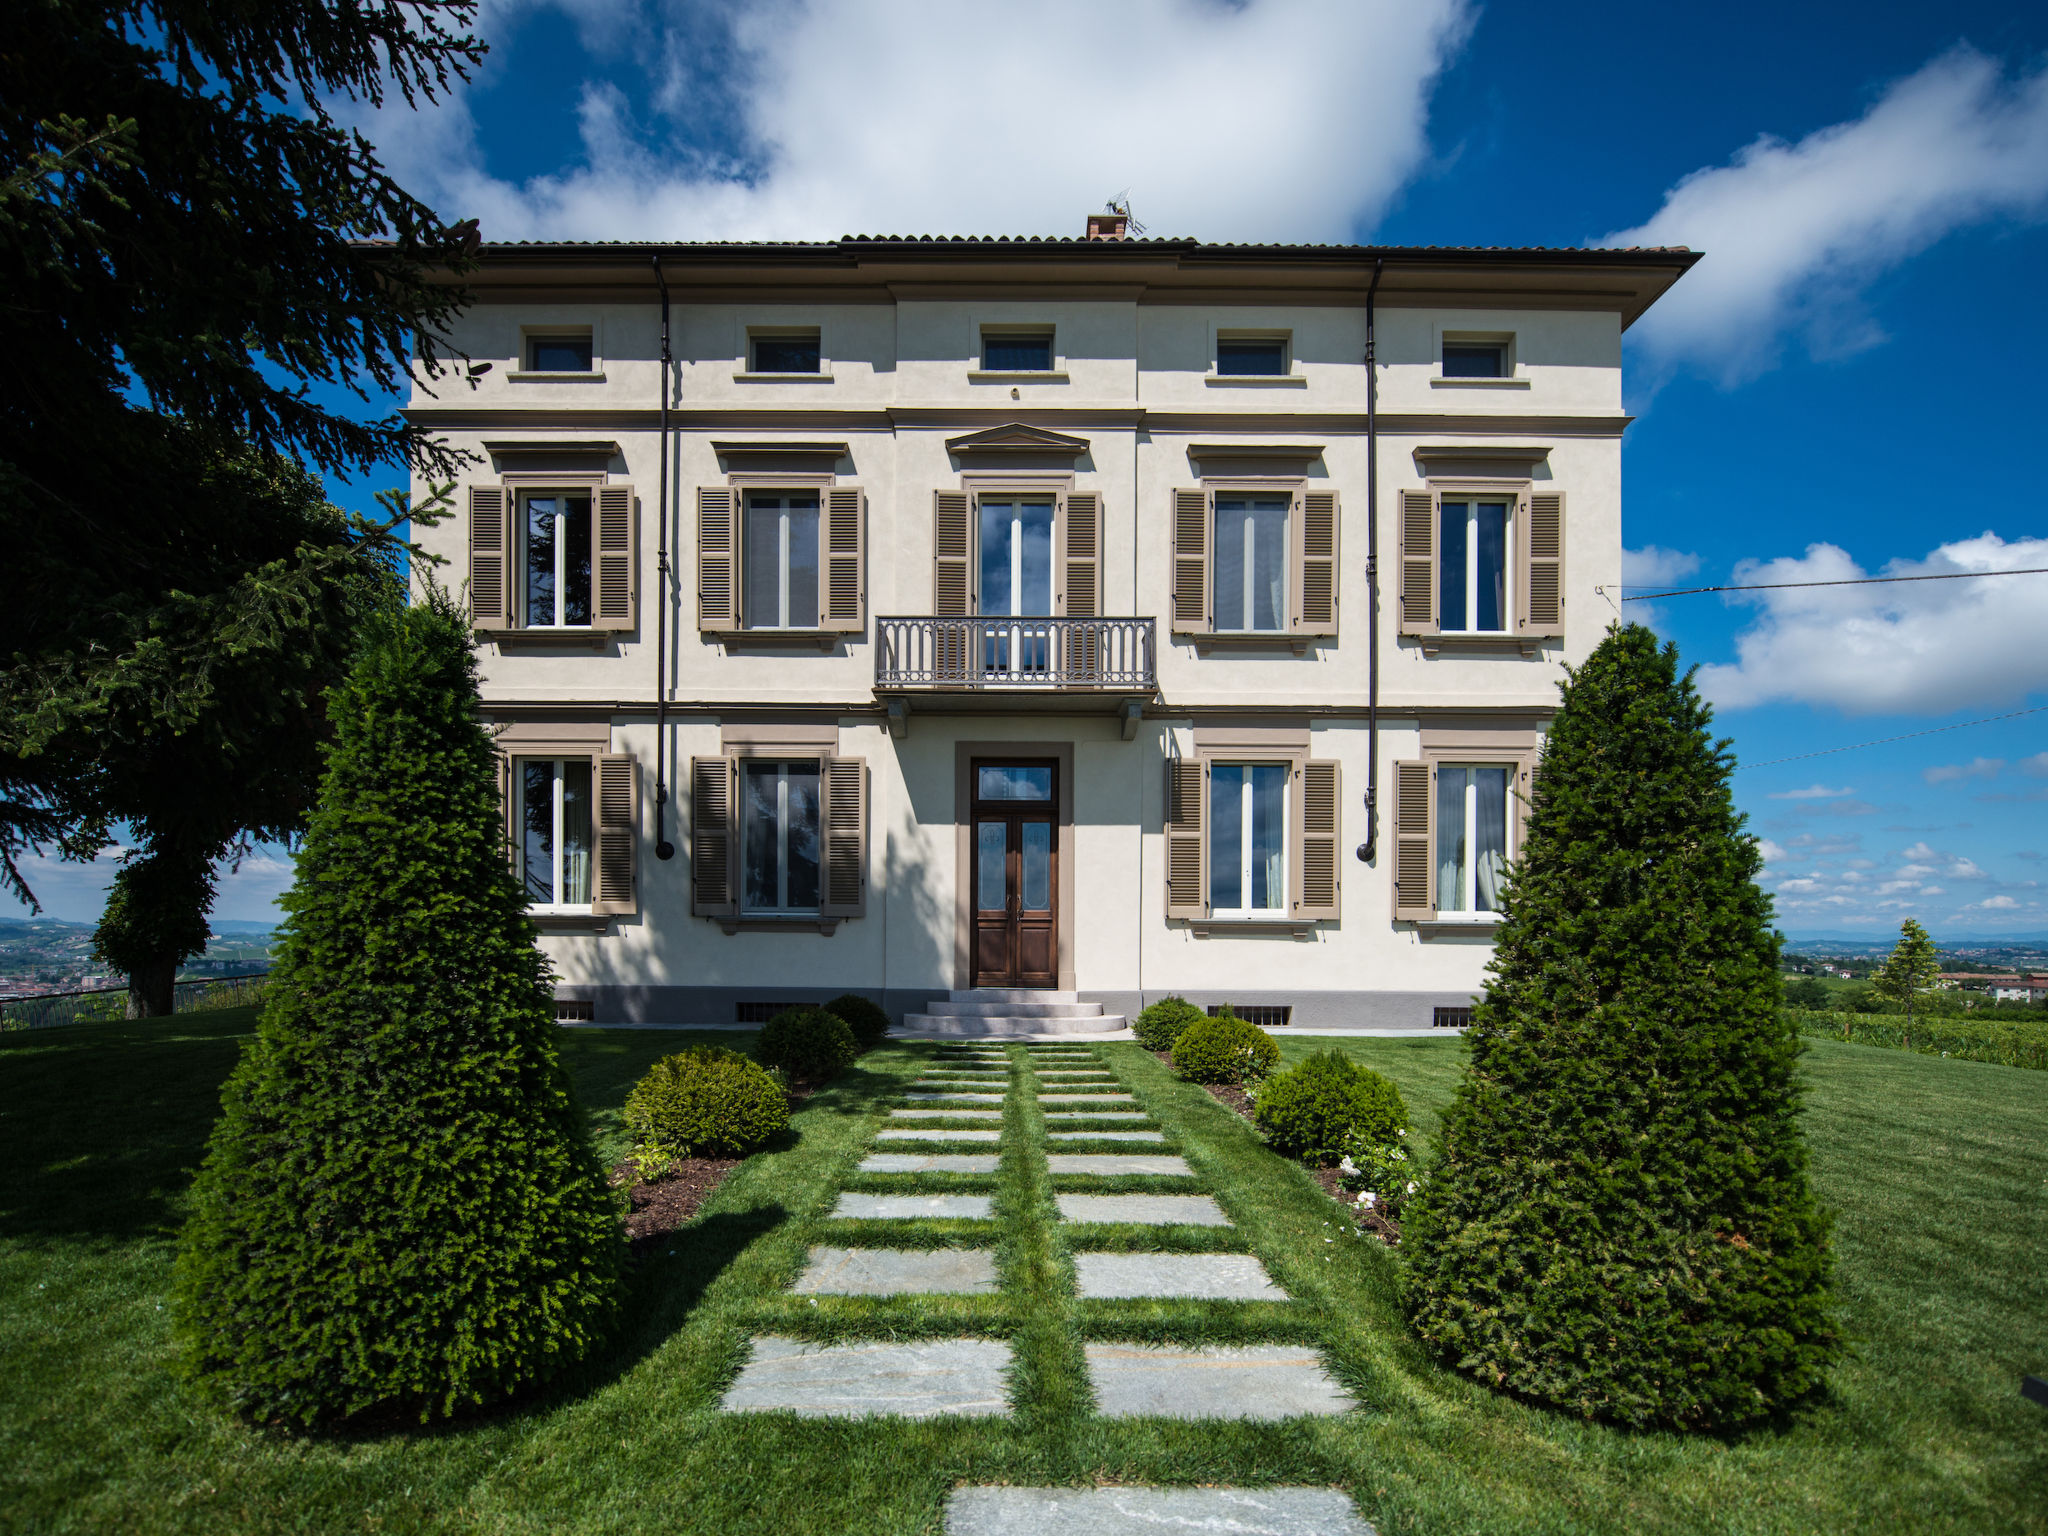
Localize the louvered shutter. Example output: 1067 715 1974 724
1392 759 1435 921
933 491 971 615
690 756 738 917
1295 489 1338 637
1060 490 1102 617
498 753 516 872
1398 490 1436 637
822 486 865 632
1171 488 1210 634
593 753 637 914
1292 759 1340 920
1164 757 1207 919
819 756 867 919
1518 491 1565 639
469 486 511 630
594 484 636 631
697 486 740 633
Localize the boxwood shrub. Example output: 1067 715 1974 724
624 1046 789 1177
1133 994 1205 1052
1170 1008 1279 1084
1254 1049 1408 1165
756 1005 858 1082
824 992 892 1052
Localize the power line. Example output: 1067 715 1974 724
1623 566 2048 602
1737 705 2048 769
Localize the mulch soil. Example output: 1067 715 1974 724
614 1157 742 1256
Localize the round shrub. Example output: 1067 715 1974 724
1133 994 1206 1052
1170 1008 1279 1085
755 1006 858 1082
624 1046 789 1175
1254 1049 1408 1165
824 992 892 1052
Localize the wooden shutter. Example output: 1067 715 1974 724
593 753 637 914
689 756 738 918
821 486 865 632
497 752 516 872
1398 490 1436 636
1164 757 1207 919
819 756 867 919
469 486 511 630
1392 759 1435 921
933 490 971 615
1295 489 1338 637
697 486 740 633
1171 488 1210 634
1293 759 1340 920
1518 491 1565 639
594 484 636 631
1060 491 1102 618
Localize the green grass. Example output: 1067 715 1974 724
1 1015 2043 1534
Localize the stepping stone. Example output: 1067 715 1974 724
1084 1343 1354 1420
1038 1093 1135 1103
905 1093 1007 1102
1048 1130 1164 1143
1041 1111 1150 1121
890 1109 1004 1119
833 1193 994 1220
723 1336 1010 1419
877 1129 1002 1142
1074 1252 1286 1299
946 1485 1373 1534
793 1246 999 1295
1047 1154 1194 1176
860 1153 1001 1173
1056 1194 1230 1226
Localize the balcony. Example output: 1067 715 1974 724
874 616 1157 724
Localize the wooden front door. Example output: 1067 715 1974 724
971 760 1058 988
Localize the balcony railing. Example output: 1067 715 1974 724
875 616 1157 691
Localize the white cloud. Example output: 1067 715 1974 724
1768 784 1855 800
1756 838 1787 864
1602 46 2048 382
1695 532 2048 714
1969 894 2021 910
1925 756 2005 784
353 0 1475 242
2020 752 2048 777
1622 546 1702 588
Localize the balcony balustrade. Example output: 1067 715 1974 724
874 616 1157 693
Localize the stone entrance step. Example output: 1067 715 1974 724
722 1337 1011 1419
903 990 1127 1038
946 1486 1374 1534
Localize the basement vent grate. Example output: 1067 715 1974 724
555 1000 595 1023
1207 1004 1291 1029
1433 1007 1473 1029
736 1001 797 1024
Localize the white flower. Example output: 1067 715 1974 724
1397 1128 1406 1137
1338 1157 1357 1175
1406 1180 1418 1194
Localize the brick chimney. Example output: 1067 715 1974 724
1086 210 1129 240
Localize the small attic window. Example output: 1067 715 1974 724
981 328 1054 372
525 332 594 372
1441 342 1506 378
1217 337 1288 376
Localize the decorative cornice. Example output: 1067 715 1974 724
945 422 1092 458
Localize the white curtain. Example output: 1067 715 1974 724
1436 767 1466 912
1474 767 1509 912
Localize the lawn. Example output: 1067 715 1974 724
2 1012 2043 1535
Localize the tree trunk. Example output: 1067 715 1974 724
126 954 178 1018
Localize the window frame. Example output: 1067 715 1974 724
1431 760 1515 923
971 324 1064 380
1205 759 1291 919
514 755 597 912
1166 731 1341 929
514 324 601 379
1393 729 1542 928
727 472 836 634
744 326 826 378
1434 493 1515 638
1177 476 1337 648
739 486 825 632
516 487 596 630
1209 487 1294 636
1212 329 1293 380
1433 329 1523 388
738 756 825 917
959 473 1075 616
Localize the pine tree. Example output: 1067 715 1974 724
1873 918 1942 1039
1403 623 1838 1431
173 593 622 1425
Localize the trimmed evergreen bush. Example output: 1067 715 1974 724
1170 1008 1280 1084
624 1046 788 1177
172 593 622 1426
1403 623 1837 1432
824 992 892 1052
1254 1049 1408 1165
755 1005 858 1082
1132 994 1206 1052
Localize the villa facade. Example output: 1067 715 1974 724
406 221 1696 1031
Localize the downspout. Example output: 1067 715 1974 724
1357 258 1383 865
652 254 676 860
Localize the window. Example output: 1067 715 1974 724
1213 494 1288 632
981 329 1054 372
978 497 1055 618
1435 765 1510 916
522 492 592 627
742 490 820 629
1442 342 1504 378
741 760 822 914
518 758 593 908
525 333 594 372
750 331 821 374
1216 337 1287 376
1438 498 1509 634
1209 762 1288 916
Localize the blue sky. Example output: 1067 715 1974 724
12 0 2047 938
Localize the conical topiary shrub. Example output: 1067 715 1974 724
1402 623 1837 1431
172 593 622 1424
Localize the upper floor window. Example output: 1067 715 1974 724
525 332 594 373
1435 764 1511 916
523 492 592 627
1209 762 1288 916
750 330 821 374
1439 498 1509 634
1441 342 1504 378
981 328 1054 372
518 757 593 908
742 759 822 914
742 490 820 629
978 497 1055 618
1216 336 1288 376
1170 486 1338 642
1213 494 1289 632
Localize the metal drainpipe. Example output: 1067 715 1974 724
1357 257 1383 864
652 253 676 860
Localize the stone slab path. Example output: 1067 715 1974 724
861 1153 1000 1173
723 1337 1010 1419
794 1246 999 1294
1046 1154 1194 1176
1084 1344 1357 1419
946 1486 1374 1535
1074 1252 1289 1300
833 1193 994 1220
1055 1193 1231 1226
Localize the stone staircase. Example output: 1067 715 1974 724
898 989 1126 1038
